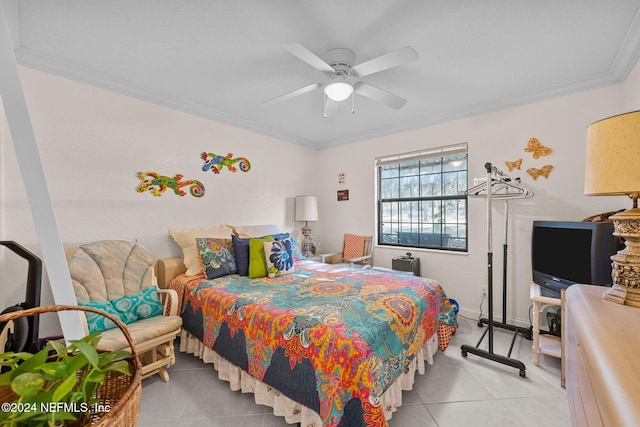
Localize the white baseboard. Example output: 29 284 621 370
458 307 531 329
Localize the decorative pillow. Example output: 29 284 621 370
264 238 295 278
233 224 279 238
248 235 274 279
197 237 237 279
275 233 305 261
77 300 125 333
112 287 164 321
232 235 250 276
169 225 234 276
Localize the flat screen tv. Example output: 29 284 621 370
531 221 619 298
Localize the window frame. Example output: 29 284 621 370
375 143 469 252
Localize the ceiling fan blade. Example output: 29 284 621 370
351 46 419 77
354 82 407 109
264 83 321 104
283 43 335 73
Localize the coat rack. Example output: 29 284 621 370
461 162 533 378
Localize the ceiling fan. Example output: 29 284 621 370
264 43 419 117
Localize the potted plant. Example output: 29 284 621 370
0 305 140 427
0 332 133 426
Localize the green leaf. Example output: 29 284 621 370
0 351 33 371
85 332 103 347
98 349 132 367
102 359 131 376
47 339 68 358
69 339 99 368
0 369 13 385
52 371 78 401
37 360 69 380
12 347 49 379
0 351 33 360
70 390 84 401
25 388 54 404
82 379 100 400
85 369 106 384
65 352 89 374
11 372 45 398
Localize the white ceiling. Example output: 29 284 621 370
6 0 640 149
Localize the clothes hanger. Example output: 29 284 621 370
466 173 534 200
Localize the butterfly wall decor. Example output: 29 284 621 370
527 165 553 180
505 158 522 171
524 137 552 159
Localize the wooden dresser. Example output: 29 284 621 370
564 285 640 426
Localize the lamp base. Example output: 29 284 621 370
301 223 313 258
604 207 640 307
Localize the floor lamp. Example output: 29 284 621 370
295 195 318 258
585 110 640 307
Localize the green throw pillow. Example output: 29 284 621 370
112 287 164 321
77 300 125 333
248 235 274 278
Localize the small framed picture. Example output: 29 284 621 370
337 190 349 201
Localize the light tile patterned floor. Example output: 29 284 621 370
138 316 570 426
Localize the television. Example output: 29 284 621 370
531 221 620 298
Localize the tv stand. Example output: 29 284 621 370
530 282 564 385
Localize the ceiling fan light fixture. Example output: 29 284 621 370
324 82 353 102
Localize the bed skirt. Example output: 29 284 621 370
179 329 438 426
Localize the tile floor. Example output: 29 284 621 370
138 316 570 426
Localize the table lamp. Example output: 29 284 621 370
295 195 318 258
585 110 640 307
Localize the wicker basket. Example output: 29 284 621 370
0 305 142 426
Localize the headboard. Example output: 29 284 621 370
155 257 186 289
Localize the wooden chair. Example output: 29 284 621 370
66 240 182 382
320 234 374 268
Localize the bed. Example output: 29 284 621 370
156 226 458 427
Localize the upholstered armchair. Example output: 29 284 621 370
66 239 182 382
320 234 374 268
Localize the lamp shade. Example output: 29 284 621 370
585 110 640 196
295 195 318 222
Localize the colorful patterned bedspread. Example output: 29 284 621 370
178 260 458 427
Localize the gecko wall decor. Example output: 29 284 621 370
137 172 205 197
201 152 251 174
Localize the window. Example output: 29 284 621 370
376 143 468 252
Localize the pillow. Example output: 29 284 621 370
169 225 234 276
264 238 295 278
197 237 237 279
77 300 125 333
275 232 305 261
233 224 279 238
232 235 250 276
112 287 165 321
248 235 274 279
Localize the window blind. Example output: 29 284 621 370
375 142 468 167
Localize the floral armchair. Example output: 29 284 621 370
66 239 182 382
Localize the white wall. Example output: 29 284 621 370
316 60 640 326
3 58 640 336
0 67 317 336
